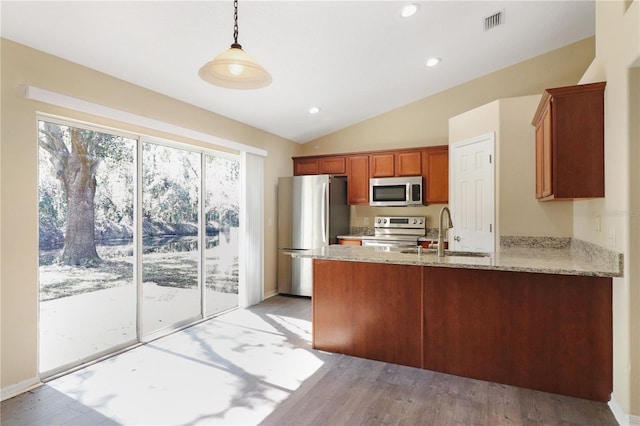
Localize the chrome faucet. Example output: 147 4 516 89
438 206 453 257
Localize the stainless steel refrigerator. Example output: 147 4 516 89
277 175 350 296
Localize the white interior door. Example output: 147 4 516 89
449 133 495 252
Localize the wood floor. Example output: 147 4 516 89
2 295 617 425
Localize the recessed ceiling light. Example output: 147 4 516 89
309 106 321 114
426 57 441 67
401 4 420 18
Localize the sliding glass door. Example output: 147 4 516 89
204 155 240 316
38 120 137 374
38 118 241 375
141 142 202 336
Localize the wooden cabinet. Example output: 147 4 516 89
370 150 422 178
423 267 612 401
313 258 613 401
370 153 395 177
347 155 370 205
338 238 362 246
293 157 319 176
319 156 347 175
293 145 447 205
313 259 423 368
532 82 605 200
422 148 449 204
293 155 347 176
396 150 422 176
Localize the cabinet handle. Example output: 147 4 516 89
454 236 461 242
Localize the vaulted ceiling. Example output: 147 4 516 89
1 1 595 143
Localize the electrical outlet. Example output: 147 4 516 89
595 215 601 232
363 217 369 226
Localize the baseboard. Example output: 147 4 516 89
1 376 42 401
264 289 278 299
609 396 640 425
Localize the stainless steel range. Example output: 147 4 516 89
360 216 426 249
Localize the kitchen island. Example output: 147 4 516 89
294 243 622 402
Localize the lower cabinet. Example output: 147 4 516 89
423 267 612 402
313 260 422 368
312 259 613 401
337 238 362 246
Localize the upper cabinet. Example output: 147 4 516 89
320 156 347 175
293 155 347 176
531 82 606 201
293 146 448 205
422 148 449 204
293 157 319 176
370 150 422 177
370 153 395 177
347 155 370 205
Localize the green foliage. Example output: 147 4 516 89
39 120 241 246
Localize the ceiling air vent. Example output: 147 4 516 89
484 10 504 31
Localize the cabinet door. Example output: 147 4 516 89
534 103 553 199
535 119 545 199
541 106 553 198
293 158 319 176
319 156 347 175
370 153 395 177
422 148 449 204
313 259 423 368
396 151 422 176
347 155 370 204
338 238 362 246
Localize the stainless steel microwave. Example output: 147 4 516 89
369 176 423 206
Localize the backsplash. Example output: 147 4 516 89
349 226 441 238
500 236 571 249
350 226 373 235
500 236 624 274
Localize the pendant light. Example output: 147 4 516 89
199 0 272 90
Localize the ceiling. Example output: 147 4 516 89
1 1 595 144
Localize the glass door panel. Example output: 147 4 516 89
204 155 240 316
38 120 136 374
141 143 201 335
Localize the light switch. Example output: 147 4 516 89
363 217 369 226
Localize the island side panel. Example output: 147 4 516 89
313 259 423 368
423 267 612 401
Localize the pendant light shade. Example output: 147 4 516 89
199 44 271 89
199 1 271 90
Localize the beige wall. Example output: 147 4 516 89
497 96 574 238
573 0 639 417
0 39 300 390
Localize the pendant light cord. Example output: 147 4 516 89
232 0 240 47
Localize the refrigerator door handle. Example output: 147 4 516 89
322 181 328 244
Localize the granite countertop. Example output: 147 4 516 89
292 240 623 278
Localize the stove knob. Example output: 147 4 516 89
412 218 417 224
383 218 388 224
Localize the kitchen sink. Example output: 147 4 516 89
400 248 490 257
